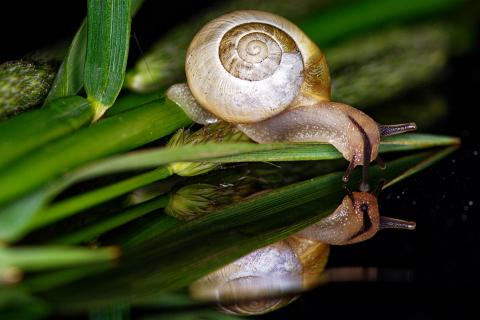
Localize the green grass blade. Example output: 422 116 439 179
33 167 172 230
0 99 190 208
385 145 458 188
0 246 119 273
300 0 462 46
89 304 130 320
105 89 166 117
85 0 131 119
51 196 169 245
45 22 87 103
46 0 144 103
75 133 459 174
0 96 93 169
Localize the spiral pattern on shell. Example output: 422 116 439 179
186 10 318 123
219 23 298 81
217 276 295 315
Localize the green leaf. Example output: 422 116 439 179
85 0 131 119
34 167 172 231
71 133 458 174
0 246 119 273
51 196 169 245
105 89 166 117
300 0 463 46
45 22 87 103
0 96 93 170
45 0 144 103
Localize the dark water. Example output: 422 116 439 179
2 1 479 319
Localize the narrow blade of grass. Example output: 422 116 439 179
51 196 168 245
46 0 144 102
300 0 463 46
44 22 87 103
0 96 93 169
74 133 459 174
33 167 172 230
85 0 131 120
0 246 119 273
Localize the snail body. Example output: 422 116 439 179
190 190 416 315
167 10 417 191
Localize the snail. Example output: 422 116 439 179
190 187 416 315
167 10 417 191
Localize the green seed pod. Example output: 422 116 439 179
0 61 56 120
167 122 249 177
166 178 256 221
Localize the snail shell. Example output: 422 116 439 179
185 10 330 124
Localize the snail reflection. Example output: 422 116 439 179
164 181 415 315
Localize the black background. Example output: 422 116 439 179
2 1 479 319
